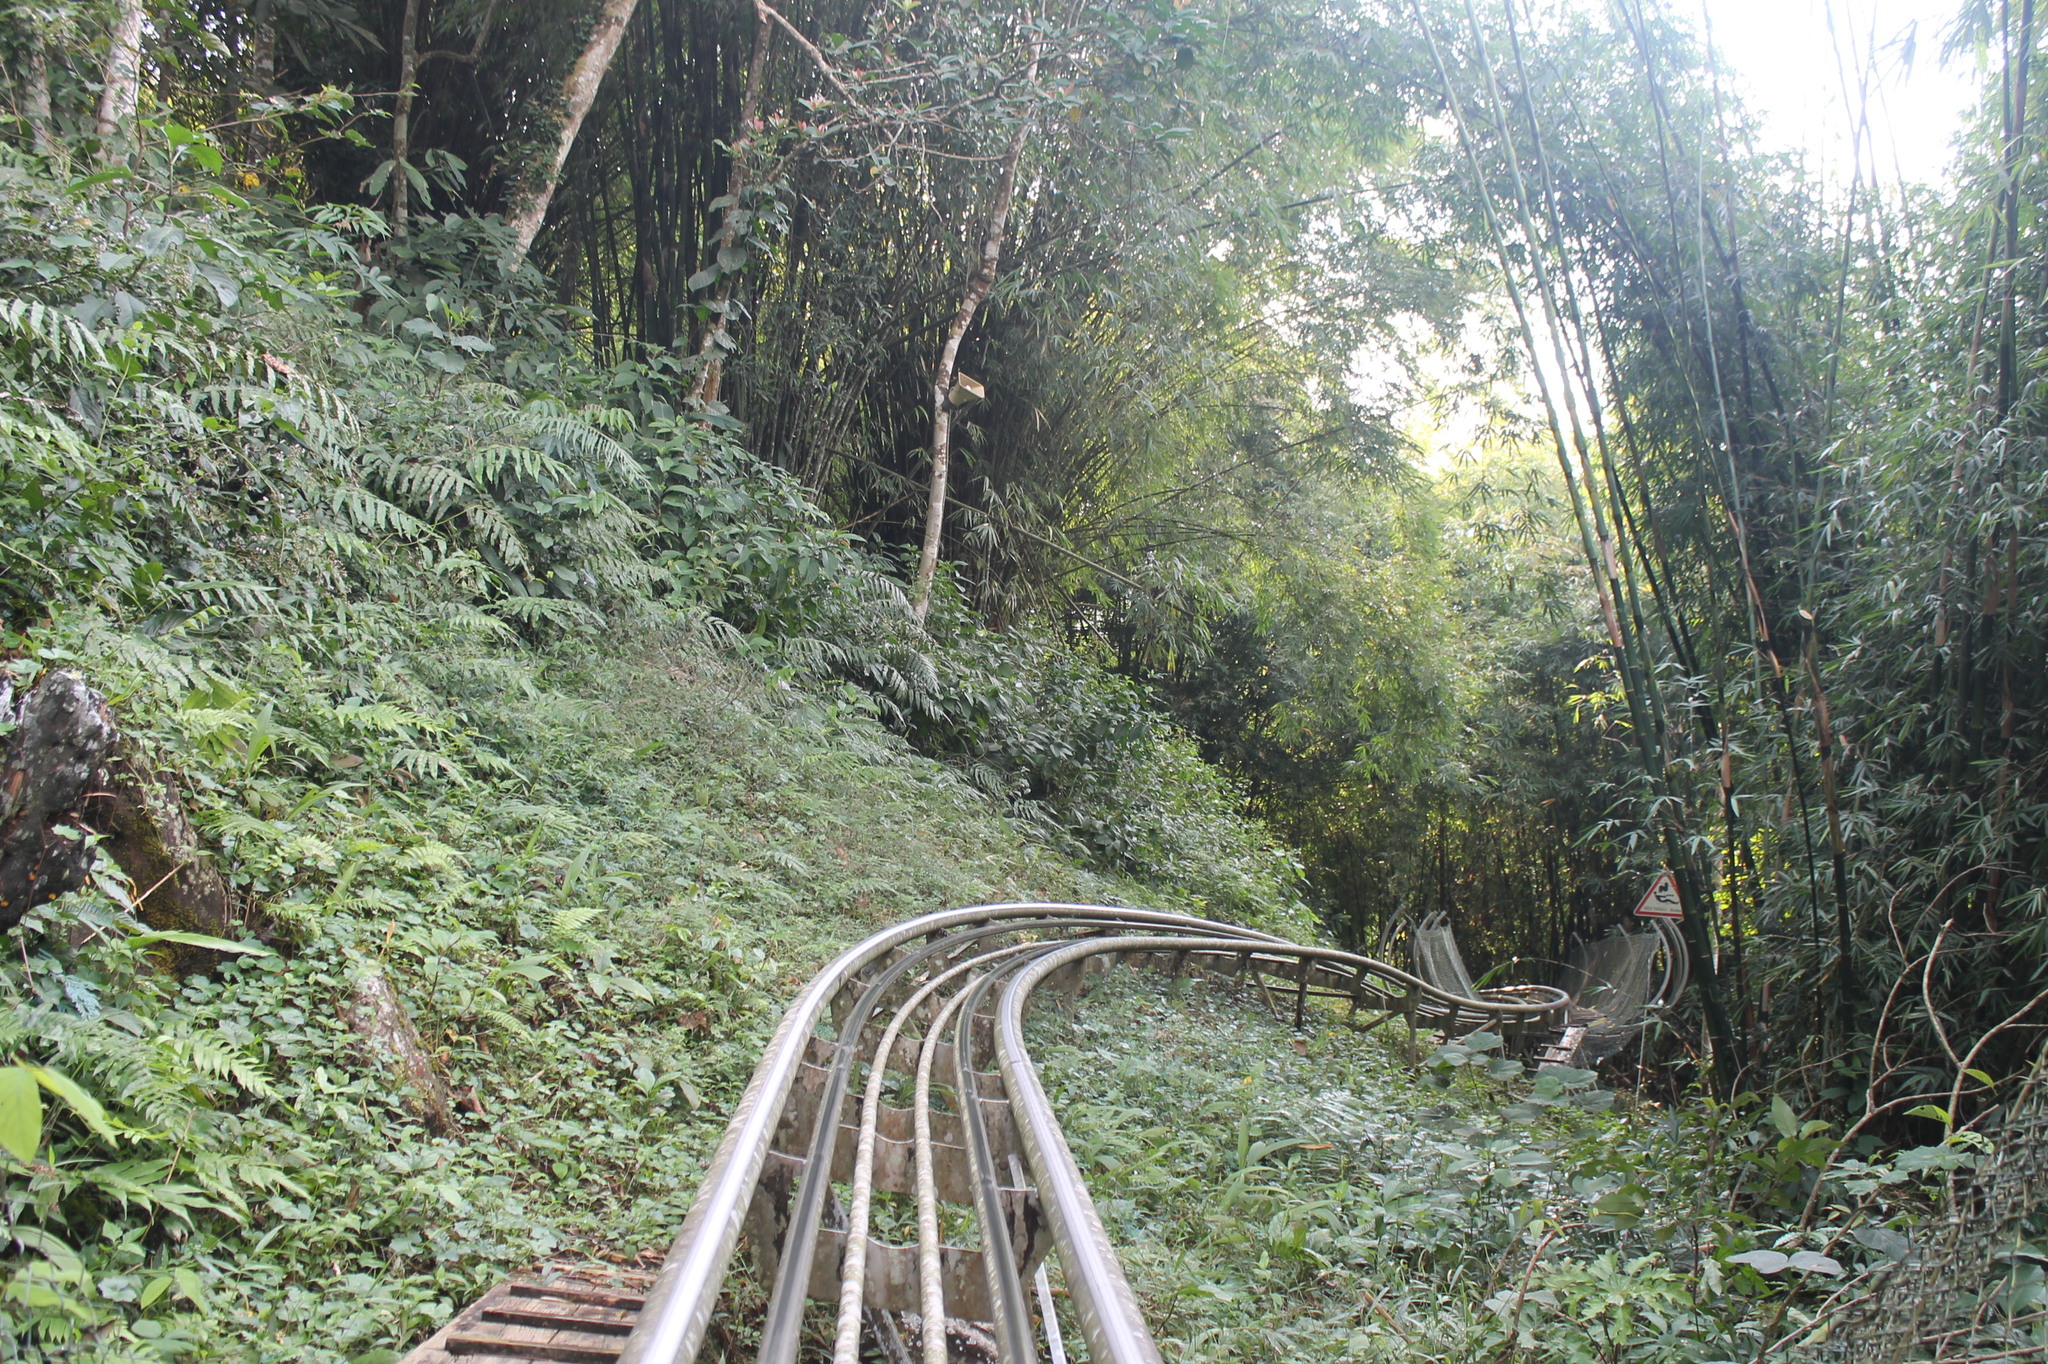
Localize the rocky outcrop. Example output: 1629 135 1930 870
0 669 117 930
345 963 457 1133
1 668 243 964
97 746 238 941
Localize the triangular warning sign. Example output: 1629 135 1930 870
1634 871 1684 919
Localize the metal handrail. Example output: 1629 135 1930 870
616 902 1569 1364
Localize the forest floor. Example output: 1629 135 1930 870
13 592 1924 1364
8 613 1142 1359
1027 970 1731 1363
15 605 1738 1364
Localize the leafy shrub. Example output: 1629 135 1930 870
0 127 1308 1359
899 623 1307 925
1035 970 1971 1363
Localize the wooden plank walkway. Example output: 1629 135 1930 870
1535 1022 1589 1068
399 1264 654 1364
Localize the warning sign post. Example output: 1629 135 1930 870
1634 871 1684 919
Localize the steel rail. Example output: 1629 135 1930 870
994 934 1502 1364
834 941 1045 1364
912 966 981 1363
618 903 1290 1364
755 931 953 1361
766 915 1254 1363
757 921 1054 1363
954 952 1063 1363
617 903 1568 1364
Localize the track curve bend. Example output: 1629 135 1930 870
617 903 1568 1364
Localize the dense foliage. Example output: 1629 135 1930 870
1400 0 2048 1129
2 0 2046 1356
0 107 1301 1355
1037 969 2005 1363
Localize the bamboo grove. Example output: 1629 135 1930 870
1407 0 2048 1122
5 0 2047 1126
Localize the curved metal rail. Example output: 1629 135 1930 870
616 902 1569 1364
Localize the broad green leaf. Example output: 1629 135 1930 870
129 930 275 956
198 182 252 209
27 1065 117 1142
0 1065 42 1162
1589 1184 1648 1220
1770 1095 1799 1138
8 1226 80 1270
1787 1251 1844 1276
1726 1249 1791 1274
1904 1103 1951 1124
1853 1227 1910 1259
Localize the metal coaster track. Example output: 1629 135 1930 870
577 901 1572 1364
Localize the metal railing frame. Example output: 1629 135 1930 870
616 902 1568 1364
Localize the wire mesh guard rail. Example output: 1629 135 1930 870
585 901 1569 1364
1410 910 1688 1070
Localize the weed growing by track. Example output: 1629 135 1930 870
1030 970 1958 1362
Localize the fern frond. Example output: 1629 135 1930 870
393 747 468 784
548 906 604 940
492 595 603 630
332 486 432 540
479 1008 534 1041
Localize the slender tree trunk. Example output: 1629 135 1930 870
1418 0 1742 1088
389 0 421 240
1801 629 1855 1032
23 31 55 157
250 0 276 93
686 4 772 410
94 0 146 156
685 0 865 406
910 85 1037 623
1994 0 2035 416
246 0 277 168
503 0 642 267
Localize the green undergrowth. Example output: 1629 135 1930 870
1030 971 1957 1363
0 137 1308 1361
0 116 1997 1364
1 606 1197 1361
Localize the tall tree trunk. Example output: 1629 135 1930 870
503 0 642 267
389 0 422 241
910 88 1037 623
684 0 864 404
685 4 772 409
94 0 146 156
246 0 277 167
250 0 277 93
23 30 55 157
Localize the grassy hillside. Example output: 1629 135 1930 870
5 603 1225 1360
0 122 1982 1364
0 151 1301 1360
